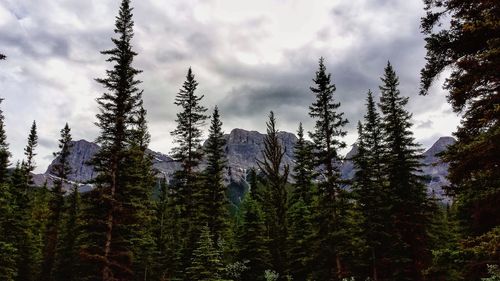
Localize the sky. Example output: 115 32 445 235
0 0 460 173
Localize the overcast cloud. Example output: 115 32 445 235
0 0 460 172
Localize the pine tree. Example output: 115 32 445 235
287 197 313 280
185 225 226 281
236 194 271 281
352 91 391 281
0 98 10 184
421 1 500 278
287 123 314 280
257 111 289 279
378 62 433 280
23 121 38 189
291 123 314 204
152 178 177 281
10 122 40 281
170 67 208 275
79 0 147 279
123 105 156 280
39 124 72 281
0 179 17 281
53 185 81 281
308 57 350 280
202 106 229 244
0 84 15 280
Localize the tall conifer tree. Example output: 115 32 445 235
202 106 229 244
170 67 208 275
236 194 270 281
79 0 147 279
378 62 432 280
421 1 500 278
353 91 390 281
40 123 72 281
23 121 38 189
287 123 314 280
53 185 81 281
308 57 350 280
0 98 10 184
257 111 289 279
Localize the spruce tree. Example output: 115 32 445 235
23 121 38 189
287 123 314 280
421 1 500 278
40 123 72 281
353 91 391 281
79 0 147 279
10 123 40 281
291 123 314 204
0 79 15 279
0 98 10 184
152 178 177 280
185 225 226 281
236 194 271 281
170 67 208 274
53 185 81 281
202 106 229 244
123 105 156 280
308 57 350 280
378 62 432 280
256 111 289 279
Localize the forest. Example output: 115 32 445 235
0 0 498 280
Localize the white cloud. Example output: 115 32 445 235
0 0 459 172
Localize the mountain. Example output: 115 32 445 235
421 136 456 201
34 128 454 202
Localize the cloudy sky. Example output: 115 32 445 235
0 0 460 173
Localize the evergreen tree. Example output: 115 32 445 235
287 197 313 280
186 225 226 281
0 98 10 184
53 185 81 281
308 57 350 280
170 66 208 275
236 194 271 281
421 1 500 278
151 178 177 280
291 123 314 204
0 82 15 279
0 180 17 281
378 62 433 280
352 91 391 281
256 111 289 279
123 105 156 280
287 123 314 280
202 106 229 244
39 123 72 281
23 121 38 189
79 0 148 279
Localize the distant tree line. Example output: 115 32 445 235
0 0 497 280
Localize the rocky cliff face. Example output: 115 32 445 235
35 128 297 189
421 137 456 201
35 128 454 201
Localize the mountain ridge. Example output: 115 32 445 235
34 128 455 202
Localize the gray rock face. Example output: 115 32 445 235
35 128 454 201
421 137 456 201
45 139 99 182
221 128 297 182
36 128 297 187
